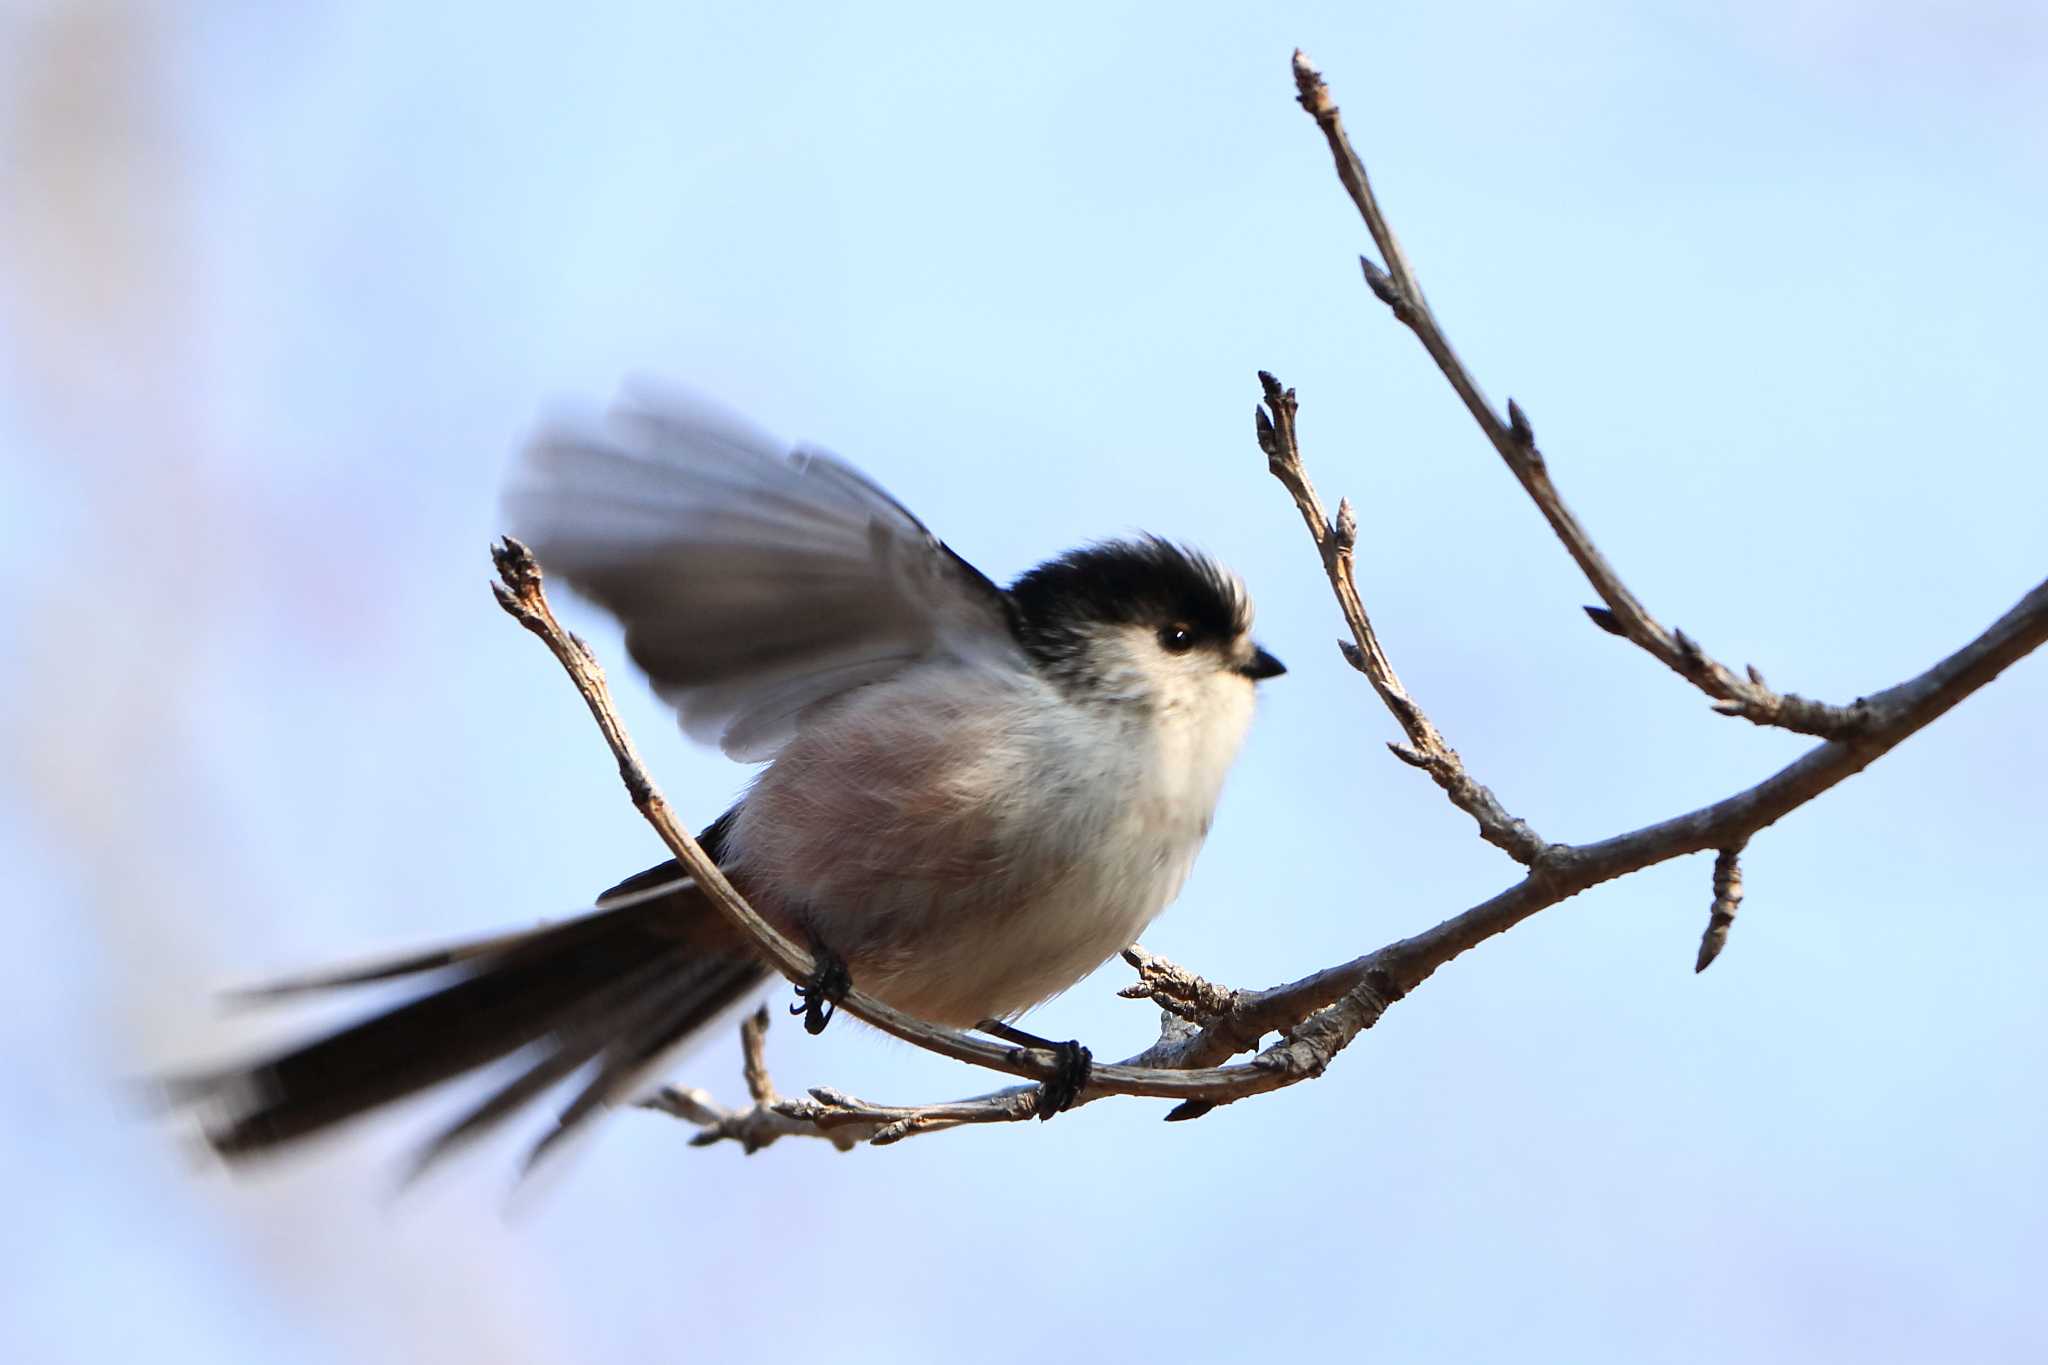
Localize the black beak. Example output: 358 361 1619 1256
1238 645 1287 681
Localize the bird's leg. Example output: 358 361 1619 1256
789 928 851 1036
978 1019 1093 1119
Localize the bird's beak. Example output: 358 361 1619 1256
1238 645 1287 681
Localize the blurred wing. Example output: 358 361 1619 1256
504 385 1023 760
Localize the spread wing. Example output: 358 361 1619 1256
503 384 1024 761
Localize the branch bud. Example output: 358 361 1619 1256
1359 255 1401 307
1506 397 1535 447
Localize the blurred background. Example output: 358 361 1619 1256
4 2 2045 1361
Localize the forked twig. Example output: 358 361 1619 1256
1257 371 1549 865
1291 48 1871 741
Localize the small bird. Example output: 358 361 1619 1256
171 386 1284 1171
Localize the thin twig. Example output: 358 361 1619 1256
739 1005 776 1104
1289 49 1869 740
642 1084 869 1153
661 955 1317 1149
639 1007 873 1153
1257 372 1550 864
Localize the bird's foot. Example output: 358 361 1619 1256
978 1020 1093 1119
790 942 851 1036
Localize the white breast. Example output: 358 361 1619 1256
723 657 1253 1026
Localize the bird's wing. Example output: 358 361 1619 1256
504 384 1024 761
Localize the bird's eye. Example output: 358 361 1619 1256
1158 623 1195 653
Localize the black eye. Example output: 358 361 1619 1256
1158 623 1195 653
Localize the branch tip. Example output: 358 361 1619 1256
1695 845 1747 973
740 1004 775 1104
1256 363 1544 866
1291 49 1325 106
490 535 541 598
1285 59 1904 739
1257 370 1295 417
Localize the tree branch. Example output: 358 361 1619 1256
650 951 1362 1148
1257 370 1550 865
1290 48 1870 740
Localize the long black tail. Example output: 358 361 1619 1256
170 841 767 1173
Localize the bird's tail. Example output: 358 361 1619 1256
167 852 767 1174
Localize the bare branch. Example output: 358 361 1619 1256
653 948 1367 1150
642 1084 867 1153
639 1008 872 1152
635 1006 1035 1151
642 1024 874 1153
1289 49 1869 740
1256 374 1550 865
738 1005 775 1104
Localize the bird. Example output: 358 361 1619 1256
168 385 1286 1172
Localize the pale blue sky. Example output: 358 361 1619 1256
4 3 2045 1362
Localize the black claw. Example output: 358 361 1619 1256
1035 1040 1092 1119
978 1020 1094 1119
790 946 851 1036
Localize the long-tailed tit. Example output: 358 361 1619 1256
171 387 1284 1169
